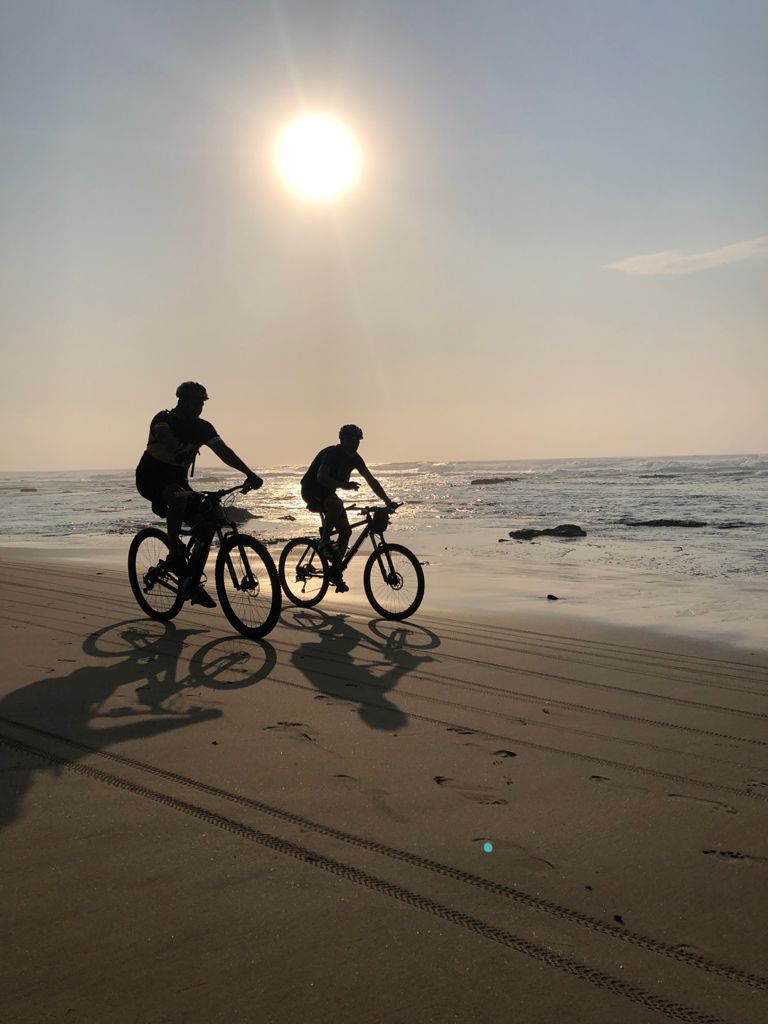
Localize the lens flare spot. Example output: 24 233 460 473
483 841 494 854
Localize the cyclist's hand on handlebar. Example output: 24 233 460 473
243 473 264 493
386 500 400 512
344 481 360 491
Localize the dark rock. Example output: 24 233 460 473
470 476 520 485
546 524 586 537
509 523 587 540
225 506 254 524
546 594 559 601
279 514 296 521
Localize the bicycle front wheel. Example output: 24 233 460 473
363 543 424 620
215 534 281 639
128 528 185 621
279 537 329 607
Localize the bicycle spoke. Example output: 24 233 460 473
216 536 280 638
128 528 185 621
279 538 329 607
364 543 424 620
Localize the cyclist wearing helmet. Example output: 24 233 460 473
135 382 264 604
300 424 394 592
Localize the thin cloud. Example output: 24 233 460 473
603 235 768 276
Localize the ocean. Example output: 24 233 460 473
2 454 766 647
2 453 765 577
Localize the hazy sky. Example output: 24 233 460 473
1 0 766 471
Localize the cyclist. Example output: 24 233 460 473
300 424 395 592
135 381 263 606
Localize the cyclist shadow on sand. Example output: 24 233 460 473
283 607 441 731
0 619 273 834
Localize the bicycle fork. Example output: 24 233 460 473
225 534 258 592
372 535 398 585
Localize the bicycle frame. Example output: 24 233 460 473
180 486 257 591
319 506 397 578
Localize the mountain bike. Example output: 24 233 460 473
128 482 281 639
279 503 424 620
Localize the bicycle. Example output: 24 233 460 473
128 482 281 639
278 503 425 620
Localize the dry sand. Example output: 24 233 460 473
1 551 766 1023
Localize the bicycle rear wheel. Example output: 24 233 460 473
363 543 424 620
128 528 185 621
215 534 281 639
279 537 329 607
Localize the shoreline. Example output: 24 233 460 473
2 529 766 656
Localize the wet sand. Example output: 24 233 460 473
1 552 766 1023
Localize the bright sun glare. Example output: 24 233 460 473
274 114 362 202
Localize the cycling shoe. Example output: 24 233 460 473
165 551 189 576
190 585 217 608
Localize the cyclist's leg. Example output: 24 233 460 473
136 465 189 565
161 482 193 561
322 494 351 559
302 485 332 548
320 495 351 592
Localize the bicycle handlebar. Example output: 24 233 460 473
346 501 401 513
199 481 254 501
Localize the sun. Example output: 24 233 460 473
274 114 362 202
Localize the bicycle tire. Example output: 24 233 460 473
363 543 424 620
215 534 281 639
279 537 329 607
127 528 185 621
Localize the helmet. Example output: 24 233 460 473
339 423 363 442
176 381 209 401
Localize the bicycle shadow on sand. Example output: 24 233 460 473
0 618 276 834
282 606 441 732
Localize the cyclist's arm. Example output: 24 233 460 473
208 438 263 487
359 466 392 505
317 462 357 491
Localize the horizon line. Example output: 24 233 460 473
0 451 765 475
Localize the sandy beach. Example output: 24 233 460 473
1 549 766 1024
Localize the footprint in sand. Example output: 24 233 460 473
471 837 555 871
263 721 317 742
702 849 767 864
667 793 737 814
492 751 518 768
434 776 508 805
589 775 650 796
